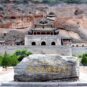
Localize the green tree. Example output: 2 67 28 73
81 54 87 65
1 52 10 68
1 50 32 67
9 54 18 66
0 55 3 66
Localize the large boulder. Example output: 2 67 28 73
14 54 79 82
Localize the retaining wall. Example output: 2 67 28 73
0 46 87 56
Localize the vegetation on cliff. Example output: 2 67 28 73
0 0 87 4
31 0 87 4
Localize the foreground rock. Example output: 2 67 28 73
14 54 79 82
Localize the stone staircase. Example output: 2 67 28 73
1 82 87 87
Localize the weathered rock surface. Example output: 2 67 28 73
0 3 87 42
14 54 79 82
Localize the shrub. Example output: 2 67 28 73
81 54 87 65
8 54 19 66
65 0 80 4
1 52 10 68
1 50 32 67
0 55 3 66
15 49 32 62
79 53 87 65
32 0 82 4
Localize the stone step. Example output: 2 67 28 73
1 82 87 87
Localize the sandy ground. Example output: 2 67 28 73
0 67 14 83
0 66 87 83
79 66 87 82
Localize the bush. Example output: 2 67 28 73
79 53 87 65
8 54 19 66
65 0 81 4
81 54 87 65
0 55 3 66
1 52 10 68
0 50 32 68
15 49 32 62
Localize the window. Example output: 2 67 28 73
51 42 56 46
32 42 36 46
76 45 78 47
82 45 84 47
10 16 16 19
72 45 74 47
41 41 46 46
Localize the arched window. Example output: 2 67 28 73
76 45 78 47
72 45 74 47
51 42 56 46
82 45 84 47
32 42 36 46
41 41 46 46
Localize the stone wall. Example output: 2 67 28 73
0 45 87 56
72 47 87 56
0 46 72 56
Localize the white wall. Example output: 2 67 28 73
25 35 61 46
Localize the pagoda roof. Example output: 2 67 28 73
31 28 57 31
34 18 53 26
47 12 56 17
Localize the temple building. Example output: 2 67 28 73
25 19 72 46
46 12 56 21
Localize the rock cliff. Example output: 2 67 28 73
0 2 87 41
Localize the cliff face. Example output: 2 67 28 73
0 2 87 41
54 17 87 41
52 4 87 41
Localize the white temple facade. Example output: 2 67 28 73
25 19 72 46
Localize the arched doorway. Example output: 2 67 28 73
82 45 84 47
51 42 56 46
76 45 78 47
41 41 46 46
32 42 36 46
